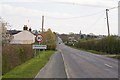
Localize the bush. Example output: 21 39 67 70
47 44 56 50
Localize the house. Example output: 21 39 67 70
7 30 21 35
10 25 35 44
68 37 75 41
68 37 78 42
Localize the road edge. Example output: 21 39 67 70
34 51 56 78
59 49 70 78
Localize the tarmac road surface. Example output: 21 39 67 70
35 37 118 78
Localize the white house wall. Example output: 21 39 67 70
10 30 35 44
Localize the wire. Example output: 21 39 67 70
45 10 105 20
108 6 120 10
87 12 105 32
54 1 110 8
45 6 119 20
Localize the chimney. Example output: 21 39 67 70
29 27 32 32
23 25 28 30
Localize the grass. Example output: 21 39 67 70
68 45 120 59
0 45 2 79
87 50 120 59
2 50 55 79
0 53 1 78
87 50 108 55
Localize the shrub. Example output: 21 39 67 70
47 44 56 50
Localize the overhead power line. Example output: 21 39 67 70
54 1 111 8
46 10 104 20
45 5 119 20
108 6 120 10
89 12 105 28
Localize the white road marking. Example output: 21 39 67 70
60 50 70 78
104 64 113 68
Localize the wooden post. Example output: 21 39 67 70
42 16 44 34
34 49 36 59
39 42 40 58
106 9 110 36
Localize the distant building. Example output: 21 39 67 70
68 37 75 41
81 34 87 39
68 37 78 42
32 30 38 35
10 25 35 44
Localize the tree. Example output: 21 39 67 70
42 28 56 50
0 18 13 44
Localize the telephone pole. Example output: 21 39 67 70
106 9 110 36
118 1 120 37
42 15 44 34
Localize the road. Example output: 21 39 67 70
35 37 118 78
35 51 67 78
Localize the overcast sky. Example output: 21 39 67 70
0 0 119 35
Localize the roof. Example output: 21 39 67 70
7 30 21 35
13 30 35 40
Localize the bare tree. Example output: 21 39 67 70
0 17 13 44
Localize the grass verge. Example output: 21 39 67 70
68 45 120 59
87 50 120 59
2 50 55 79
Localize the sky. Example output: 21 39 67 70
0 0 119 35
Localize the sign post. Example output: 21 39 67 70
36 34 44 58
39 42 40 58
33 45 47 58
34 49 36 58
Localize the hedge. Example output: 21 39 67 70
73 36 120 54
2 44 33 74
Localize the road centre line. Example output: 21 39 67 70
104 64 113 68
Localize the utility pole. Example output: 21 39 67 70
106 9 110 36
42 15 44 34
118 1 120 37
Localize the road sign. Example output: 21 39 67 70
33 45 47 49
36 34 44 42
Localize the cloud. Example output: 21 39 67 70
0 0 39 2
0 4 73 18
51 0 118 8
1 0 118 7
1 0 118 8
